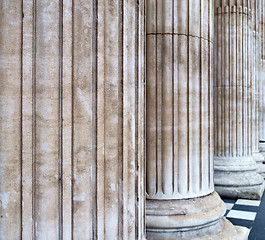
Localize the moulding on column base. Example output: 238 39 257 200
214 156 265 199
253 152 265 179
146 218 238 240
253 152 265 163
257 164 265 179
259 142 265 157
215 182 265 200
146 192 237 240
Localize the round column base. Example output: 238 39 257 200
259 142 265 155
253 152 265 163
214 156 265 199
215 182 265 200
253 152 265 179
146 192 237 239
146 218 245 240
257 164 265 179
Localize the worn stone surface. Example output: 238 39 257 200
0 0 146 239
1 0 264 239
214 1 264 200
146 0 237 239
259 1 265 171
0 1 22 239
252 1 265 177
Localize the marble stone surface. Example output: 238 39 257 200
259 1 265 176
0 0 146 239
252 1 265 178
214 1 265 200
146 0 238 239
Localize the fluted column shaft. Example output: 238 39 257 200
252 0 265 177
146 0 214 201
146 0 237 239
0 1 146 239
259 0 265 157
214 0 264 199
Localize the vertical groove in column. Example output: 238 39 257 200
146 0 157 197
231 6 236 158
21 0 34 239
59 0 63 238
186 0 190 194
61 0 73 239
119 0 124 238
137 0 146 237
199 0 202 191
32 0 37 238
71 2 74 238
20 1 23 237
260 0 265 141
92 0 98 238
171 0 174 193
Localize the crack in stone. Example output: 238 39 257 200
146 33 213 43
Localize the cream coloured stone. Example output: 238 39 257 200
0 1 22 238
214 1 264 200
259 1 265 170
0 0 146 239
252 0 265 178
146 0 237 239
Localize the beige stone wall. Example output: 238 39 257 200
0 0 145 239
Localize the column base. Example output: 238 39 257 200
146 192 237 240
215 181 265 200
253 152 264 163
214 157 265 199
253 152 265 179
259 142 265 154
257 165 265 179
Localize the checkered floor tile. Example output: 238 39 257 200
223 198 261 229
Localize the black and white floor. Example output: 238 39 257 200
223 194 265 240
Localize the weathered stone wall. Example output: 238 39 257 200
0 1 146 239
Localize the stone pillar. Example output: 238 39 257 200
259 0 265 161
146 0 239 239
252 1 265 177
214 1 264 200
0 0 146 239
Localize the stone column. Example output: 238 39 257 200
259 0 265 161
252 1 265 177
214 0 264 200
146 0 239 239
0 1 146 239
